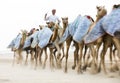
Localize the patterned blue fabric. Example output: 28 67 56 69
84 17 105 44
68 15 82 36
23 31 39 49
7 33 22 49
23 37 31 49
31 27 53 48
59 15 82 44
7 38 16 48
59 26 70 44
102 8 120 36
73 16 92 43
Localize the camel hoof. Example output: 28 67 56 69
82 65 87 71
72 65 76 70
98 67 101 73
89 69 98 74
57 61 62 69
77 69 83 74
112 64 119 71
64 67 67 73
57 65 61 69
104 71 108 75
109 67 116 72
88 62 92 67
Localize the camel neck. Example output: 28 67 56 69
95 16 103 22
63 23 68 31
61 23 68 36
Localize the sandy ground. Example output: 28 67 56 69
0 50 120 83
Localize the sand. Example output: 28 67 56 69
0 50 120 83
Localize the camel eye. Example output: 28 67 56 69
98 8 101 11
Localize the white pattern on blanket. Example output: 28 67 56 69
102 8 120 36
73 16 91 43
7 33 22 49
31 27 53 48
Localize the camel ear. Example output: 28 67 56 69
96 6 99 9
39 25 44 29
66 17 68 20
61 17 63 20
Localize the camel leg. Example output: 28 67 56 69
112 48 119 72
53 49 58 67
38 49 43 66
82 45 89 71
43 47 48 69
112 37 120 75
89 44 98 74
64 37 72 73
82 46 90 71
72 42 79 70
101 46 108 74
18 50 23 65
49 48 55 70
95 42 102 65
83 45 88 65
109 45 114 72
113 48 118 63
98 42 108 74
54 42 62 69
54 45 65 69
60 46 65 61
12 51 16 66
25 51 29 65
49 48 52 69
34 47 39 69
112 37 120 59
64 44 70 73
77 43 84 74
30 50 35 65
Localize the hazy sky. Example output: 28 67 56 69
0 0 119 51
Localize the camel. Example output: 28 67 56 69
58 17 74 72
59 16 88 73
12 30 28 65
23 36 36 65
32 22 61 70
78 6 107 74
83 5 120 75
8 29 37 66
58 17 71 67
36 18 76 70
97 5 120 74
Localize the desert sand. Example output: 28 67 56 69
0 50 120 83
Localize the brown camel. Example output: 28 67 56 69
77 6 107 74
59 17 80 73
33 22 60 70
83 5 120 75
98 5 120 74
12 30 28 65
12 29 37 66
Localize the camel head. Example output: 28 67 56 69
113 4 120 9
20 29 28 47
61 17 68 24
61 17 68 29
21 29 28 40
96 6 107 19
39 25 45 30
46 21 55 28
